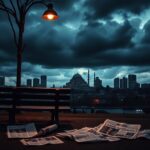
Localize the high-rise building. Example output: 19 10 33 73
120 78 123 89
114 78 120 89
120 77 127 89
128 74 137 89
33 78 40 87
41 75 47 87
26 79 32 87
0 76 5 87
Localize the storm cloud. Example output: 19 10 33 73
0 0 150 86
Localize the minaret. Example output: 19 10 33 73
94 72 96 87
87 69 90 86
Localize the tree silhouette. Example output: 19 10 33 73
0 0 57 87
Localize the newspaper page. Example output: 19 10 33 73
57 129 78 139
57 125 120 142
57 127 92 139
97 119 141 139
7 123 37 138
20 136 64 145
137 130 150 139
72 132 120 142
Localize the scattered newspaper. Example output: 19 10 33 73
21 136 64 145
57 125 120 142
72 132 120 142
7 123 37 138
137 130 150 139
33 124 58 138
57 119 143 142
7 119 150 144
97 119 141 139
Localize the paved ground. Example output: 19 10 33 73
0 112 150 150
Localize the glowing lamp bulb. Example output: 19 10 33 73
47 14 55 20
42 4 59 21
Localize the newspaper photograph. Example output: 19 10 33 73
97 119 141 139
20 136 64 145
7 123 37 138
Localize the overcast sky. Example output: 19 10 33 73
0 0 150 87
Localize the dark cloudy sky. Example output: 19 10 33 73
0 0 150 87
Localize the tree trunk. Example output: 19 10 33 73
16 24 24 87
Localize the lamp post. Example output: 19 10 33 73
0 0 58 87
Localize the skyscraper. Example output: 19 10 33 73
114 78 120 89
120 78 123 89
120 77 127 89
33 78 40 87
123 77 128 89
128 74 137 89
26 79 32 87
0 76 5 87
41 75 47 87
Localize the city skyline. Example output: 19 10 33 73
0 0 150 86
1 69 150 88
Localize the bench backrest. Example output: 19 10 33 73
0 87 71 107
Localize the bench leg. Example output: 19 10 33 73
51 110 59 124
8 110 16 125
51 110 55 123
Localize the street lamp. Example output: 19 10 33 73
0 0 58 87
42 3 59 20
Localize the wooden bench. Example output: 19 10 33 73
0 87 71 124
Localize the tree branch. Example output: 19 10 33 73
16 0 21 12
0 0 16 17
9 0 16 13
25 0 46 14
6 11 18 47
9 0 20 25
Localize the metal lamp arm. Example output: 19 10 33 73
25 0 48 14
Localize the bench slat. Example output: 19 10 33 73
0 87 71 124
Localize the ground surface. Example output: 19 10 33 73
0 112 150 150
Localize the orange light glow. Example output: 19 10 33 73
42 9 59 21
47 14 55 20
42 3 58 21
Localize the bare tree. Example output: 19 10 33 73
0 0 58 87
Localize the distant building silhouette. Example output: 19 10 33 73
0 76 5 87
120 77 127 89
114 78 120 89
128 74 137 89
87 69 90 86
65 73 89 89
52 84 55 88
26 79 32 87
120 78 123 89
41 75 47 87
141 83 150 88
33 78 40 87
136 82 140 89
94 77 102 89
